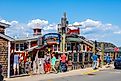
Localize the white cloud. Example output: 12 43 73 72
74 19 119 36
43 24 57 30
114 31 121 34
80 19 102 28
27 19 48 28
73 22 81 26
75 19 121 46
27 19 57 34
0 19 57 38
1 18 121 46
10 21 19 25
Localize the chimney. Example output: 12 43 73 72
33 23 42 36
33 28 42 36
0 22 10 34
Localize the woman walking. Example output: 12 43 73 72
51 52 57 73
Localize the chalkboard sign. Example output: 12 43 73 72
68 54 72 61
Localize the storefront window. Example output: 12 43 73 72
16 43 25 51
20 44 24 51
16 44 19 51
67 43 71 51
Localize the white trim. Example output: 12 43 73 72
0 33 14 41
7 41 10 78
0 22 10 27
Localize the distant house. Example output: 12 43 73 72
96 41 118 60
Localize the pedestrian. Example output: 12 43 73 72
20 60 25 74
51 52 57 73
105 54 111 67
38 58 45 74
25 58 32 74
44 53 51 74
60 53 67 72
98 56 102 68
91 53 98 70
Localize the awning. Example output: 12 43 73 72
35 45 48 50
66 38 82 42
25 46 38 52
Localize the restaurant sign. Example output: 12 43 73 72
42 33 61 45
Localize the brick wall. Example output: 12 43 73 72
0 38 8 77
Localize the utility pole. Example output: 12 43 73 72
101 42 104 65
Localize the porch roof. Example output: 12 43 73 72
0 33 14 41
66 38 82 42
25 46 38 52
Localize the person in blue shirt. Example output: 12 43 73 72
91 53 98 70
105 54 111 66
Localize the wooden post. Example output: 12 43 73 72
7 41 10 78
101 43 104 65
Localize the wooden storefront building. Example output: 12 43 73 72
0 22 14 78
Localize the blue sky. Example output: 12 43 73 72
0 0 121 46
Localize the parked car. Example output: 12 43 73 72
114 56 121 69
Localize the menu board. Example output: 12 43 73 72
68 54 72 61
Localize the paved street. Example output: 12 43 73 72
5 65 121 81
43 69 121 81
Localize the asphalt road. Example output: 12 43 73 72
42 69 121 81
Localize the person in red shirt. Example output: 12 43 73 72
60 53 67 72
61 53 67 63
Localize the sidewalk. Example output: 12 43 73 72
5 64 114 81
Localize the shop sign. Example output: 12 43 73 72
43 33 61 45
67 28 80 35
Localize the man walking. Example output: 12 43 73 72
105 54 111 67
92 53 98 70
60 53 67 72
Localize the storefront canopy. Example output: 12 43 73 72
66 38 82 42
25 46 38 52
